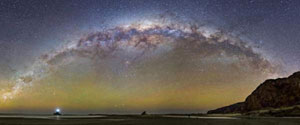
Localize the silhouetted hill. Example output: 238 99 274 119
208 71 300 115
207 102 244 114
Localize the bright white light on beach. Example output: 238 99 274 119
56 108 60 112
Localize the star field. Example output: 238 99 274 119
0 0 300 114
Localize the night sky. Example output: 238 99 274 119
0 0 300 114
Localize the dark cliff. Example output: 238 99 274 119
208 71 300 114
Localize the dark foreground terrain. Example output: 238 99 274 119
0 115 300 125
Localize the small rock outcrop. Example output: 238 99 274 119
141 111 147 115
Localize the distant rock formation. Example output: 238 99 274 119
141 111 147 115
208 71 300 114
207 102 244 114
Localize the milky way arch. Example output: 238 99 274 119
1 15 277 101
